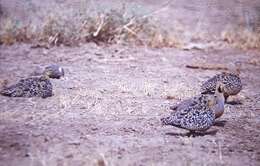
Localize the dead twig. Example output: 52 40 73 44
140 1 171 19
186 63 229 71
166 95 180 100
93 14 105 37
30 43 50 49
48 32 59 46
114 1 171 46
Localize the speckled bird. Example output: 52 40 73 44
200 73 242 100
170 83 225 119
200 72 242 101
162 83 225 133
0 74 53 98
31 64 65 79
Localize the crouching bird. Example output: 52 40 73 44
31 64 65 79
200 62 242 102
161 83 225 136
0 72 53 98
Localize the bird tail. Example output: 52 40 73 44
0 85 17 97
0 88 12 96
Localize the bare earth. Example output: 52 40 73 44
0 43 259 166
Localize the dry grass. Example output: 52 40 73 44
0 2 259 50
0 4 182 48
221 26 260 50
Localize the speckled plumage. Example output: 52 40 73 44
162 95 216 131
163 83 225 132
170 94 224 119
0 75 53 98
200 72 242 100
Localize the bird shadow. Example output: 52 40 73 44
165 129 218 137
213 120 227 127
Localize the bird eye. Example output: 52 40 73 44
218 86 222 93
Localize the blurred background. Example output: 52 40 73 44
0 0 260 49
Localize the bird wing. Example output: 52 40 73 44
180 106 215 131
170 95 202 112
200 76 219 94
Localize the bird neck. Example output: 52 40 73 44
214 93 225 118
216 93 225 104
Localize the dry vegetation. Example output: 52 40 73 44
221 26 260 50
0 3 181 48
0 2 259 49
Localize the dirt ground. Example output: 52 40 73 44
0 0 260 165
0 43 259 166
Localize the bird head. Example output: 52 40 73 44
214 82 225 103
58 66 65 77
233 61 242 76
216 82 224 93
43 65 65 79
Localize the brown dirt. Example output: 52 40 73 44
0 43 260 166
1 0 260 165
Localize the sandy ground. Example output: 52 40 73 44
0 0 260 165
0 43 259 166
